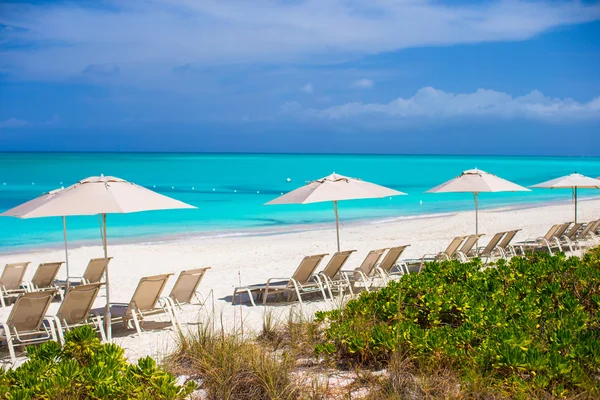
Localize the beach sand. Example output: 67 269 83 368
1 198 599 365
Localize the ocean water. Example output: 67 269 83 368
0 153 599 250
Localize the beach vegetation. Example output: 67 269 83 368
315 248 600 398
0 325 195 399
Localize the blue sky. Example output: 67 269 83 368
1 0 599 155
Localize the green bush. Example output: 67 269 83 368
0 326 196 399
315 248 600 397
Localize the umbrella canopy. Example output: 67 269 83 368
1 175 196 341
530 173 600 223
5 175 194 217
266 173 406 250
426 169 530 233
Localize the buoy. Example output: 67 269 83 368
286 178 291 182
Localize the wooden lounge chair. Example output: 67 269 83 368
315 250 356 300
0 262 30 307
376 245 411 283
49 283 105 344
496 229 521 258
25 262 64 299
0 291 57 363
161 267 211 312
340 248 387 295
91 274 176 337
456 234 485 262
232 254 328 306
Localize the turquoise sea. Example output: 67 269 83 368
0 153 599 251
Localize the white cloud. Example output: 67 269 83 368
0 114 60 129
1 1 599 80
0 118 28 129
353 78 374 88
301 83 313 94
283 87 600 121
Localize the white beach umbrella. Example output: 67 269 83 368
0 187 75 287
265 173 406 251
426 169 530 234
530 173 600 223
0 175 196 341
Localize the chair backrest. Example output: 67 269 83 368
288 254 328 286
563 223 583 240
169 267 211 304
378 245 410 273
542 224 562 241
497 229 520 249
553 223 572 239
7 291 55 332
441 236 467 258
57 283 102 325
83 258 111 283
458 234 485 256
128 273 172 314
320 250 356 279
479 232 505 256
355 248 387 278
577 220 600 241
0 262 30 291
31 262 63 288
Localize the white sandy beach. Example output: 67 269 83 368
1 198 599 366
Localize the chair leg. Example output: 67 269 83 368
130 311 143 337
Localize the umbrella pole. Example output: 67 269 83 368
62 216 70 291
574 187 578 223
101 213 112 342
473 192 479 235
333 201 340 252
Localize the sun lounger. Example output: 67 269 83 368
160 267 211 312
0 291 57 363
233 254 328 306
57 258 111 289
516 223 571 255
469 232 505 263
376 245 411 283
0 262 30 307
48 283 105 344
91 273 176 337
315 250 356 300
402 236 467 272
25 262 64 299
574 220 600 250
557 223 584 252
456 234 485 262
496 229 521 258
340 248 387 294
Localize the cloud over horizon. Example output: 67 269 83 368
282 87 600 122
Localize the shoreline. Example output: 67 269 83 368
1 195 596 256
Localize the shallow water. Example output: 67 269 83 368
1 152 598 250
